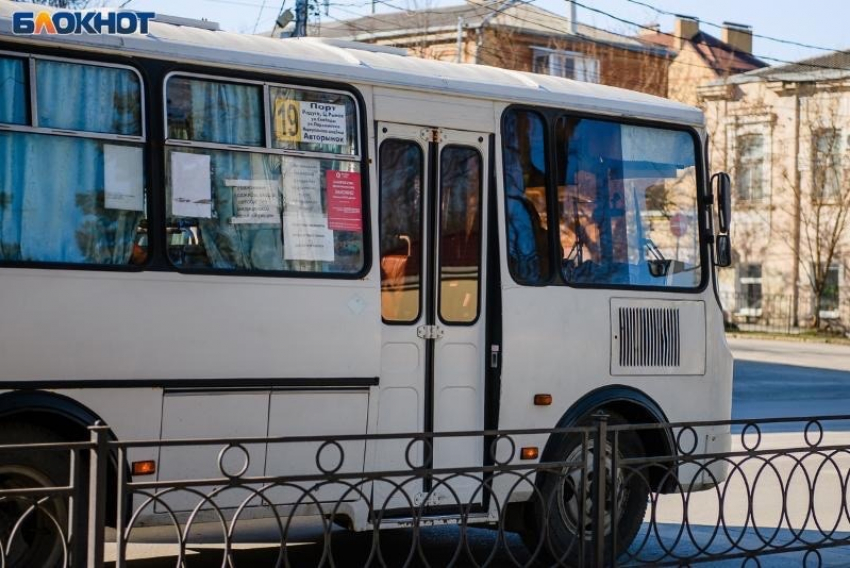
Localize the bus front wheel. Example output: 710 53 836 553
522 411 649 566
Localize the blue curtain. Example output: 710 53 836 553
0 57 26 125
185 79 262 146
0 60 144 264
169 76 281 270
194 149 284 271
36 60 141 136
0 133 142 264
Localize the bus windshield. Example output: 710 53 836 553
556 117 701 288
503 109 703 289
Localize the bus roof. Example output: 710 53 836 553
0 1 704 127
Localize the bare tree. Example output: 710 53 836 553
773 94 850 329
798 98 850 329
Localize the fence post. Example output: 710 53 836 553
87 423 109 568
591 412 608 568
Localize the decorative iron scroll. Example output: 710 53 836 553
3 417 850 566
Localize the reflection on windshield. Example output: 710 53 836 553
556 117 701 288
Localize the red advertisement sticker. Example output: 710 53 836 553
326 170 363 232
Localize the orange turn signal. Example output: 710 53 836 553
534 394 553 406
132 460 156 476
520 447 539 461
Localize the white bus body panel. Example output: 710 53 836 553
0 5 733 531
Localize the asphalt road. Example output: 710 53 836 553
730 337 850 429
109 337 850 567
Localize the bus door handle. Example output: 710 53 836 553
417 325 443 340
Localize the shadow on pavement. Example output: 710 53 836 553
105 523 850 567
629 523 850 567
107 526 532 567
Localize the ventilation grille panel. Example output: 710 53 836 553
618 307 680 367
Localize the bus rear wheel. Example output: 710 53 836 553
0 423 72 568
522 412 649 566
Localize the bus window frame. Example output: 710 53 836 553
378 137 426 326
437 143 485 327
0 50 147 143
0 48 149 272
163 71 361 161
500 104 710 295
161 70 370 279
500 107 556 287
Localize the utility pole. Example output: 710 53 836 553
293 0 308 37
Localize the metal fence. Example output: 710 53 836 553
720 292 796 335
3 416 850 567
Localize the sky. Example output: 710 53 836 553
117 0 850 65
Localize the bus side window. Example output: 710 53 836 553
0 56 146 267
164 76 365 276
502 109 551 285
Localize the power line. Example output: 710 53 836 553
252 0 268 33
318 0 850 77
569 0 850 72
621 0 839 54
327 0 752 82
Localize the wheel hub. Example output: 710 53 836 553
557 439 630 539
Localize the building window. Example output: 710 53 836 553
812 128 842 202
819 263 841 318
531 48 599 83
735 134 765 202
737 264 763 316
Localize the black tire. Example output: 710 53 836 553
522 412 650 567
0 423 76 568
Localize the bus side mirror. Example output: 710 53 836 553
716 234 732 267
712 172 732 234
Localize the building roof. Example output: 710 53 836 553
728 49 850 84
639 30 765 76
0 0 702 125
313 1 669 56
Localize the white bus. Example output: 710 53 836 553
0 2 733 565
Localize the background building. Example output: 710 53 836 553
700 51 850 331
638 16 766 106
315 0 672 97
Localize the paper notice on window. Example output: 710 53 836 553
171 152 212 219
283 213 334 262
274 99 347 146
104 145 144 211
282 158 322 213
227 180 281 225
326 170 362 232
301 102 347 145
